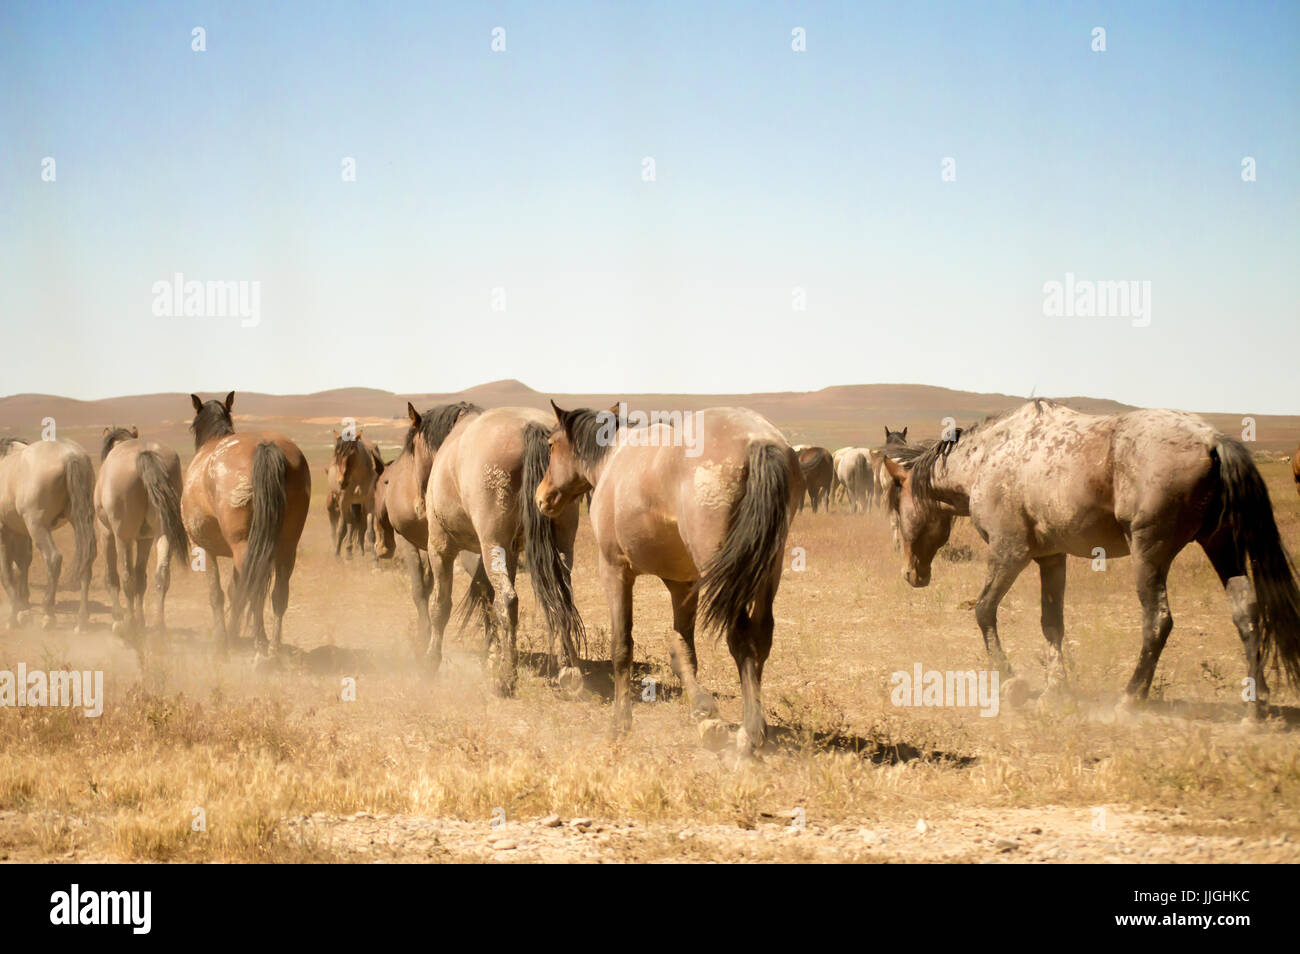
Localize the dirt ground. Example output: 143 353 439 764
1 456 1299 864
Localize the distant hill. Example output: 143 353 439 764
1 380 1295 460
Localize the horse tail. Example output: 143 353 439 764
65 453 97 581
1215 437 1300 689
520 422 586 663
230 441 287 631
697 443 793 636
850 452 870 509
137 451 187 566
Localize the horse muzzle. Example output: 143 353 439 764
903 566 930 588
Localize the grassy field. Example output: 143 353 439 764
1 456 1298 863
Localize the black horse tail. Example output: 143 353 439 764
454 554 496 635
1216 437 1300 689
229 442 286 634
66 453 97 581
137 451 187 566
697 443 794 636
520 422 585 666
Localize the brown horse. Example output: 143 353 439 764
181 392 311 659
536 403 802 755
0 437 97 630
424 405 585 695
326 431 383 558
95 427 187 641
1292 442 1300 497
797 446 834 513
883 399 1300 717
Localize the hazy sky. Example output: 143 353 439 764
2 1 1298 413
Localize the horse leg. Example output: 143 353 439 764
153 535 171 637
119 536 141 642
1035 553 1068 690
268 553 294 657
425 546 455 675
397 537 433 661
132 539 150 636
1199 530 1268 718
9 532 32 614
207 556 229 655
332 506 347 558
28 523 62 628
0 531 19 628
1121 539 1176 706
481 541 519 697
602 562 635 735
663 578 716 718
728 576 777 757
974 553 1030 678
100 527 121 621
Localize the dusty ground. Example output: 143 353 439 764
1 454 1299 864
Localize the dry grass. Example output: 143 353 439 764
1 460 1299 862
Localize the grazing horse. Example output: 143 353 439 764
0 436 97 629
832 447 874 512
326 431 383 558
883 399 1300 717
796 446 834 513
536 403 803 755
95 427 187 641
424 405 585 695
181 392 311 659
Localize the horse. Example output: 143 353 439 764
180 392 311 659
832 447 874 512
0 436 97 630
381 403 495 653
423 405 585 695
1292 442 1300 497
371 458 397 560
326 431 383 558
796 446 834 513
94 427 187 642
882 399 1300 718
536 402 803 755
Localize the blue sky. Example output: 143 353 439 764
2 1 1297 412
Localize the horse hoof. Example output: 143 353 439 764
1000 676 1030 709
690 694 719 720
556 666 583 696
697 718 735 752
252 653 281 673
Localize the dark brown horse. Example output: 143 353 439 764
326 431 383 558
883 399 1300 717
796 446 834 513
95 427 187 641
181 392 311 660
536 403 802 755
1292 442 1300 497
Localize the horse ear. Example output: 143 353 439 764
224 391 235 412
191 394 204 413
550 400 567 425
883 427 889 441
901 427 908 440
883 455 908 485
407 403 421 426
130 426 139 438
332 429 339 438
606 402 620 415
102 426 111 436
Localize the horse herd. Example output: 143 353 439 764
1 392 1299 756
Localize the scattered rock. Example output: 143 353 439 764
539 814 562 828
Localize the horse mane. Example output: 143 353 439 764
0 436 29 456
101 427 136 461
190 401 235 449
557 407 618 469
403 402 481 455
